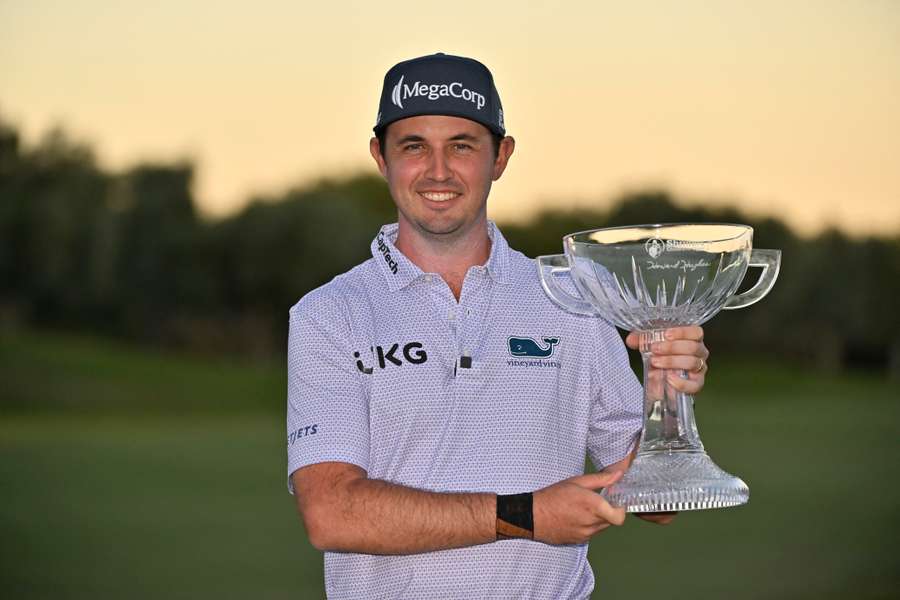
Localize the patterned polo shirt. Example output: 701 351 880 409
286 221 643 599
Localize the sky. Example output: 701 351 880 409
1 0 898 235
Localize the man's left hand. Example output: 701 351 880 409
624 326 709 396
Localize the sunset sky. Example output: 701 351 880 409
2 0 898 235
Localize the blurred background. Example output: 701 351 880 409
1 1 898 598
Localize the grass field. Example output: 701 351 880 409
1 330 897 599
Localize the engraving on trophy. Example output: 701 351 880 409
644 237 665 258
646 258 712 272
538 224 781 513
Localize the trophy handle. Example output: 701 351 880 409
536 254 599 316
722 248 782 310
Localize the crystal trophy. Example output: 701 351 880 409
537 224 781 512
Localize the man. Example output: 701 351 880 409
287 53 709 598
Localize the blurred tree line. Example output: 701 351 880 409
1 117 898 373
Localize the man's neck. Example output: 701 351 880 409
394 218 492 301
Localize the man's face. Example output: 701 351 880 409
370 115 514 240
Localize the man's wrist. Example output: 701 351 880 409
495 492 534 540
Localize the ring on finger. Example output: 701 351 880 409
694 357 706 373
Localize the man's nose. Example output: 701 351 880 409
425 150 451 181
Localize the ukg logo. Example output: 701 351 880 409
354 341 428 374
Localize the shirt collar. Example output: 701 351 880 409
370 223 421 292
370 221 511 291
484 220 510 284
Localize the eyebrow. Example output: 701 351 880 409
395 135 425 145
448 134 480 143
394 133 482 145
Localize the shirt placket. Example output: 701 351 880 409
419 274 462 375
456 267 491 373
418 269 490 376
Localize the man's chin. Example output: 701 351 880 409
415 217 467 238
421 223 464 237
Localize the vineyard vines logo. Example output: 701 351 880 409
391 74 486 110
506 336 561 368
508 336 560 358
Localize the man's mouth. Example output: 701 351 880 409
418 191 462 203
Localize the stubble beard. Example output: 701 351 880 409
406 212 467 245
401 200 488 247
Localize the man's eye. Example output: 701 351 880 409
403 143 424 152
453 143 473 152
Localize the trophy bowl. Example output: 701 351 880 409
537 223 781 512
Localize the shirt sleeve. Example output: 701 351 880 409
286 288 370 494
586 318 644 470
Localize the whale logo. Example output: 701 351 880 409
508 336 560 358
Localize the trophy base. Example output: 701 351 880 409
601 451 749 513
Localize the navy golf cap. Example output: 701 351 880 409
373 53 505 137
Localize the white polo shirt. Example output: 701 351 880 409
287 221 642 599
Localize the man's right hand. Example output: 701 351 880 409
532 470 626 545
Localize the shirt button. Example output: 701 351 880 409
424 275 432 283
448 309 456 321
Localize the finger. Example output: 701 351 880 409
635 511 678 525
650 355 707 372
569 469 623 491
667 374 704 394
624 331 640 350
650 340 709 358
594 497 627 526
593 522 611 534
664 326 704 341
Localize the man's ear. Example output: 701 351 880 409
370 137 388 178
492 136 516 181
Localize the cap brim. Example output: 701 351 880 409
374 109 505 137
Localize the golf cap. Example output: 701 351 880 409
373 53 505 137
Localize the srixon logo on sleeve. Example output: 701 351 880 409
354 342 428 374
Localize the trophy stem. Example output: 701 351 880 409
600 328 749 512
637 329 704 454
